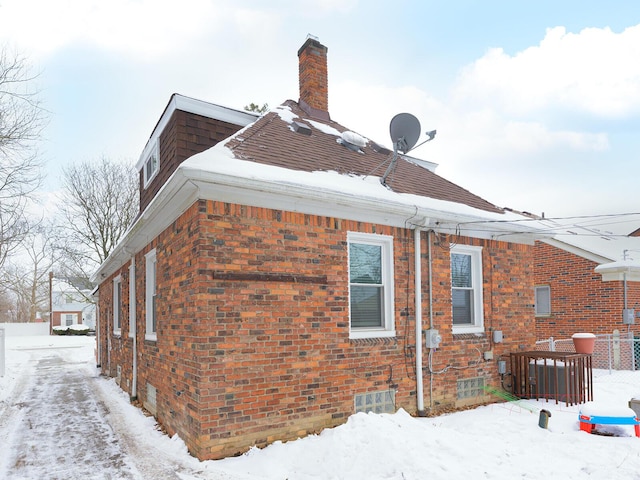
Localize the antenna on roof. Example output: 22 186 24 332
381 113 437 186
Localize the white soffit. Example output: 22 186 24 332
594 260 640 282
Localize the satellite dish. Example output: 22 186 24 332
389 113 421 154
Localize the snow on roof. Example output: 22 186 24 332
536 216 640 264
182 142 543 239
93 99 552 282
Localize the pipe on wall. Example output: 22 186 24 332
415 227 426 415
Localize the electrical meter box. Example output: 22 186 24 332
623 309 635 325
425 329 442 349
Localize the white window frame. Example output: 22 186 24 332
450 244 484 334
347 232 395 339
145 249 157 341
113 275 122 335
143 140 159 188
535 285 551 316
129 260 136 337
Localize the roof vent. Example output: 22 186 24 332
338 130 367 153
291 121 312 135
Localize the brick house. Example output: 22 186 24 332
93 37 544 460
534 223 640 340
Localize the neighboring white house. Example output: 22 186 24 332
52 280 96 329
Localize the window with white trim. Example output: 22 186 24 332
143 140 159 187
145 249 157 340
113 275 122 335
535 285 551 316
348 232 395 339
450 244 484 334
129 262 136 336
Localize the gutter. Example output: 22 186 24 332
94 157 545 282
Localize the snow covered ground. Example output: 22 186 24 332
2 334 640 479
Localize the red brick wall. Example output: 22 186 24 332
52 311 83 327
425 234 535 408
534 241 640 338
98 200 536 460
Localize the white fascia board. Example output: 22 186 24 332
594 260 640 282
91 171 199 282
94 160 543 282
135 95 257 170
541 237 613 264
186 167 427 228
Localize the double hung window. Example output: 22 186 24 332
113 275 122 334
348 232 395 339
145 249 157 340
450 245 484 334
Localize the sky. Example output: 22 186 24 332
1 0 640 220
3 333 640 479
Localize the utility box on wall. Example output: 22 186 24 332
623 309 635 325
425 329 442 349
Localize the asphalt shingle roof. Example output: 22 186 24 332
225 100 503 215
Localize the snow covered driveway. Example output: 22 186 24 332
3 335 640 479
1 350 144 479
0 336 241 480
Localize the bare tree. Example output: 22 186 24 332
1 224 57 322
56 156 139 284
0 46 45 269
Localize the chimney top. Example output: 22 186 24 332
298 36 330 121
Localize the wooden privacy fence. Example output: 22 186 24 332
510 351 593 406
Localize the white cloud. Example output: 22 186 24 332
0 0 224 57
453 24 640 118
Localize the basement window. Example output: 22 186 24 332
354 390 395 414
457 377 485 400
143 140 159 187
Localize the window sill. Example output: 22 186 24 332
452 326 484 336
349 329 396 340
145 333 157 342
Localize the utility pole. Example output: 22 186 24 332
49 271 53 335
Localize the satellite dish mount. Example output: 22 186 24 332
381 113 436 185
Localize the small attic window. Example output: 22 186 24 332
143 140 159 187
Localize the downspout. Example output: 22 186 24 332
415 227 426 415
427 230 434 410
94 290 101 368
129 258 137 400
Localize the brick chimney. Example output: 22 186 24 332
298 36 330 121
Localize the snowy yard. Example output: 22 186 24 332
1 335 640 479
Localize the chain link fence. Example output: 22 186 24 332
536 332 640 374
